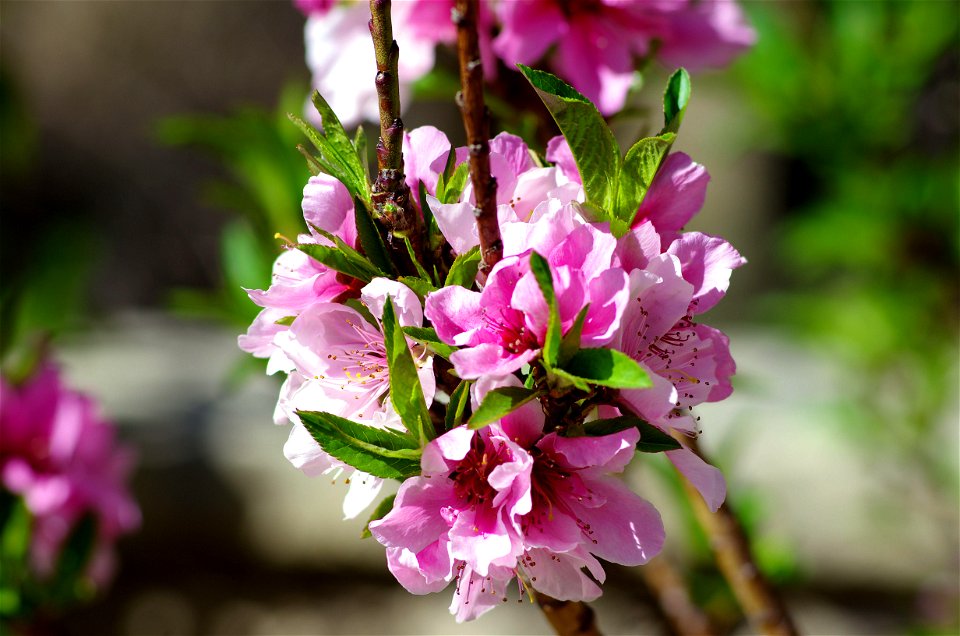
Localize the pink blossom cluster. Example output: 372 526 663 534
0 362 140 587
297 0 755 124
240 124 743 618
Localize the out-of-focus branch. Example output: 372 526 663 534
641 556 717 636
367 0 423 269
535 592 601 636
453 0 501 275
678 435 799 636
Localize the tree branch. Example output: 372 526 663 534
367 0 423 271
640 556 716 636
453 0 502 275
677 435 799 636
535 593 601 636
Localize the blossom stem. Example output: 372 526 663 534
534 592 602 636
453 0 502 274
676 436 799 636
367 0 423 271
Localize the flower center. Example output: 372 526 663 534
449 435 512 508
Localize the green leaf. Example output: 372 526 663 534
581 415 682 452
297 242 382 283
418 181 440 249
361 494 396 539
309 91 370 205
445 246 481 288
353 124 371 184
299 410 422 479
1 496 30 564
274 315 296 327
445 380 472 430
440 161 470 204
402 235 434 283
558 305 590 365
468 386 540 429
354 197 396 276
557 348 652 389
612 133 675 236
662 68 691 135
382 300 436 445
529 251 561 367
518 65 620 217
402 325 457 359
51 513 97 603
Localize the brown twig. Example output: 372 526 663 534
367 0 423 271
453 0 502 275
534 593 601 636
677 436 799 636
640 556 717 636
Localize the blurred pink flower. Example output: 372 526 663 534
0 362 140 587
493 0 755 114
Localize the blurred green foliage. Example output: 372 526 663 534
156 83 313 328
733 2 958 627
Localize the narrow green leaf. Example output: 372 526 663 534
297 243 381 283
353 124 370 184
310 91 370 205
613 133 675 236
418 181 440 248
402 235 434 282
274 315 296 327
296 144 324 176
440 161 470 204
468 386 540 429
635 423 684 453
288 113 356 192
581 415 682 452
445 246 481 288
435 143 458 199
354 197 396 276
382 300 436 445
445 380 472 430
558 305 590 365
529 251 561 367
402 325 457 359
361 494 396 539
558 348 652 389
662 68 691 135
298 410 422 479
518 65 621 217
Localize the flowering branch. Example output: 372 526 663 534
453 0 502 274
368 0 423 270
677 436 799 636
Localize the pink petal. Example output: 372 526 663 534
666 446 727 512
370 478 456 553
568 476 664 566
636 153 710 233
667 232 746 315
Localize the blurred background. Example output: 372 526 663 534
1 0 957 634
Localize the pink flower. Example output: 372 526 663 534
273 278 436 518
303 1 456 127
424 208 629 379
493 0 755 115
370 393 663 621
239 173 359 374
612 253 735 510
0 362 140 587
